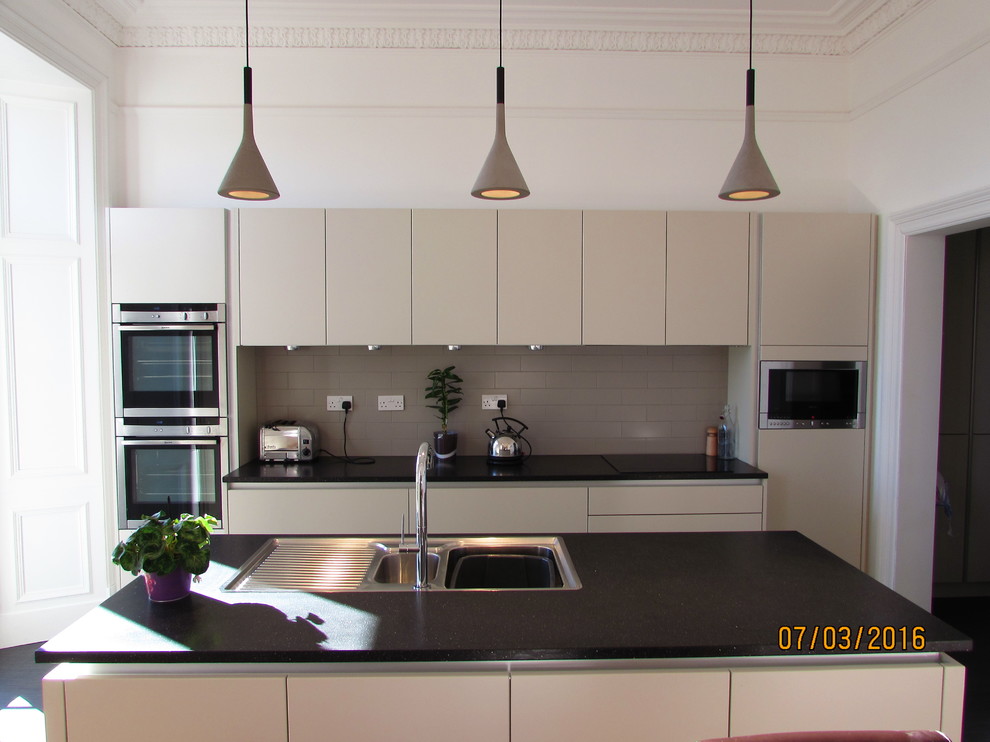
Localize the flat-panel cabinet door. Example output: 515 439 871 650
326 209 411 346
729 665 944 737
428 486 588 534
227 487 409 535
666 211 750 345
62 675 288 742
238 208 326 346
512 669 729 742
288 674 508 742
761 213 874 347
498 210 582 346
758 428 866 567
413 210 496 345
110 208 226 303
582 210 666 345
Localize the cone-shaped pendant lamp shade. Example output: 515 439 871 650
719 69 778 201
472 57 529 199
219 67 279 200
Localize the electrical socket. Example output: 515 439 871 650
482 394 508 410
326 395 353 411
378 395 404 411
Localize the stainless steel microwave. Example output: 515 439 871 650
759 360 867 429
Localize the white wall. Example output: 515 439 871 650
849 0 990 214
113 45 854 210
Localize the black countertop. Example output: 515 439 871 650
37 531 969 665
224 453 768 484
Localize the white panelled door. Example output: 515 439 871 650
0 78 110 646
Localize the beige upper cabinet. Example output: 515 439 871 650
497 210 583 346
666 211 750 346
326 209 411 346
760 213 875 347
582 210 666 345
413 210 496 345
109 208 226 303
238 208 326 346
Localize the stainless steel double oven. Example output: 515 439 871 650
112 304 227 528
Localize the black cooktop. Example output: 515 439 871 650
602 453 765 477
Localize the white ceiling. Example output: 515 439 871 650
73 0 925 53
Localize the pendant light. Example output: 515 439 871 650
218 0 280 201
471 0 530 200
718 0 779 201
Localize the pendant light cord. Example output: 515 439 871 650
748 0 753 70
245 0 251 68
498 0 503 67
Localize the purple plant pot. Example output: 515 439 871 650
144 569 192 602
433 431 457 459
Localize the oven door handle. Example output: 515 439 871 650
119 438 221 446
115 324 218 332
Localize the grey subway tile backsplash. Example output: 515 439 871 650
253 345 729 458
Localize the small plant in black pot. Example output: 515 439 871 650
425 365 463 459
111 510 218 602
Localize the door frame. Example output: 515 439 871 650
871 186 990 608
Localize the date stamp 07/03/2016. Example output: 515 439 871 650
777 625 928 652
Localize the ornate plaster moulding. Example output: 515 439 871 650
67 0 927 57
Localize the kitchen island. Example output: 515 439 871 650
38 531 968 741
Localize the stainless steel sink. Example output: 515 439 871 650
221 536 581 592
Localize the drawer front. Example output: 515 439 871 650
589 484 764 516
429 486 588 534
227 487 408 535
588 513 763 533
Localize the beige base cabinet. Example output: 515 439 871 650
288 673 508 742
52 673 288 742
758 428 867 567
587 482 765 533
511 668 729 742
109 208 227 303
728 663 958 739
226 486 409 535
238 208 327 346
44 656 963 742
428 485 588 534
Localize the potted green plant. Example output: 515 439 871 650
111 510 218 602
425 365 463 459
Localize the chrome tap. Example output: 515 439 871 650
414 441 433 589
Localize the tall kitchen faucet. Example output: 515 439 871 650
414 441 433 589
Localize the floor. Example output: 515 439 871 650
932 596 990 742
0 599 986 741
0 641 46 742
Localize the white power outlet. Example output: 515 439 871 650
378 395 404 411
482 394 508 410
326 395 353 411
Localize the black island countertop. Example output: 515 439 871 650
37 531 969 665
224 453 768 484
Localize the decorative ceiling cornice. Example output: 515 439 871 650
64 0 927 56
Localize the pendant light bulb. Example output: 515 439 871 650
472 0 529 200
719 1 779 202
219 0 279 201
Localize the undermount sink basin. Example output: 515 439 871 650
372 550 440 584
221 536 581 593
444 546 563 589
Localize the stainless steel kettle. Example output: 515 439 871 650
485 414 531 464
